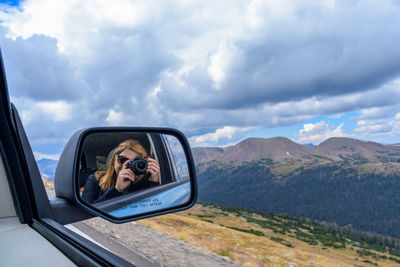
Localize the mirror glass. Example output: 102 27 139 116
77 131 192 218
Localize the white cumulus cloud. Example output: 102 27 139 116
105 109 125 126
296 121 346 144
190 126 253 146
36 101 72 122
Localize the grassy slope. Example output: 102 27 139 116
140 203 400 267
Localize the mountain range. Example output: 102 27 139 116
193 137 400 238
193 136 400 165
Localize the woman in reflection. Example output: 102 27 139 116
82 139 160 204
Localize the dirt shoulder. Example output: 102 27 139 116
73 217 242 267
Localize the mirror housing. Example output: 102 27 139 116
54 127 197 223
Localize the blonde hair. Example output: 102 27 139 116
95 139 148 191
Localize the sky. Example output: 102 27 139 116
1 0 400 160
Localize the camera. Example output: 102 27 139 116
127 157 148 176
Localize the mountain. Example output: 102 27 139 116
302 143 315 148
37 158 58 180
313 137 400 161
194 137 400 238
193 137 316 165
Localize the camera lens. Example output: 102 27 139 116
127 157 148 175
137 161 146 170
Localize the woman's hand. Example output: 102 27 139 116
115 161 137 192
146 158 160 183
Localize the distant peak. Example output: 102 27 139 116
318 137 358 145
323 137 354 141
238 136 295 144
302 143 315 148
319 137 382 146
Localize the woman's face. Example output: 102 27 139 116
114 148 139 174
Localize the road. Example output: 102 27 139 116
71 222 158 266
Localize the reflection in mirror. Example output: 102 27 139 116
78 132 191 218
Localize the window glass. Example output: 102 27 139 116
163 135 190 182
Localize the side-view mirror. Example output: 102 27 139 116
54 127 197 223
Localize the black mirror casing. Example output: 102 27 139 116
54 127 198 223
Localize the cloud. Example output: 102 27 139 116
158 0 400 110
105 109 125 126
347 99 400 141
354 105 400 122
296 121 346 144
189 126 253 147
161 80 400 136
1 33 88 101
1 0 400 149
354 120 393 134
353 111 400 139
207 40 240 90
36 101 72 122
33 151 60 161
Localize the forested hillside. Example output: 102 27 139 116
194 137 400 238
